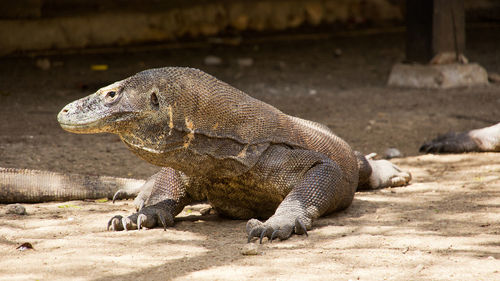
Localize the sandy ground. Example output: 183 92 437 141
1 154 499 280
1 26 499 280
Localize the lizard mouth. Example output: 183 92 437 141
57 105 135 134
57 103 110 134
58 120 105 134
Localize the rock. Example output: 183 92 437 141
200 207 216 216
430 52 468 65
384 148 402 159
204 56 222 66
241 243 260 255
6 204 27 215
388 63 488 89
237 57 254 67
35 58 51 70
488 72 500 83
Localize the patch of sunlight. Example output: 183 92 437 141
354 194 420 204
175 265 340 281
423 256 500 280
0 273 41 281
415 154 480 163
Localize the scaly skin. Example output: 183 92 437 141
58 67 411 242
420 123 500 153
0 167 144 203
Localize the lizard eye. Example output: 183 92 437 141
104 91 120 105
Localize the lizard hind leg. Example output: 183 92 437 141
420 123 500 153
356 152 411 190
420 132 480 153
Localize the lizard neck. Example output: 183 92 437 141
119 130 259 178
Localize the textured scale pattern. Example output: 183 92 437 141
420 122 500 153
0 167 144 203
57 67 411 242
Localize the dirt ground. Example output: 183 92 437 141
0 26 499 280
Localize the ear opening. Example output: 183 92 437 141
150 92 159 110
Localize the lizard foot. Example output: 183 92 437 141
367 159 411 189
420 132 479 153
246 215 310 243
107 205 174 231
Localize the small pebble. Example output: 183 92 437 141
384 148 402 159
204 56 222 66
415 264 425 272
35 58 51 70
241 243 259 255
6 204 27 215
334 48 342 57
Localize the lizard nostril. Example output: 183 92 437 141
62 109 69 114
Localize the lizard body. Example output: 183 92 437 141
58 67 410 242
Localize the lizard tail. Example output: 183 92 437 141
0 167 145 203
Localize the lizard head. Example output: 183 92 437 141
57 74 158 134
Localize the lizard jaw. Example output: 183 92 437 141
58 119 105 134
57 95 113 134
58 102 136 134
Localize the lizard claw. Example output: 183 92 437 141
247 227 262 243
259 227 273 244
137 214 146 230
259 231 266 244
112 189 125 203
107 215 124 231
157 210 168 231
295 218 309 236
270 229 280 242
122 217 134 231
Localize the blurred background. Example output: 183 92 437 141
0 0 499 178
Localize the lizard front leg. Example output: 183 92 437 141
108 167 192 231
246 147 354 243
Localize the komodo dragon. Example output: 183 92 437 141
420 122 500 153
57 67 411 242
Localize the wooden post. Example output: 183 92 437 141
405 0 465 64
